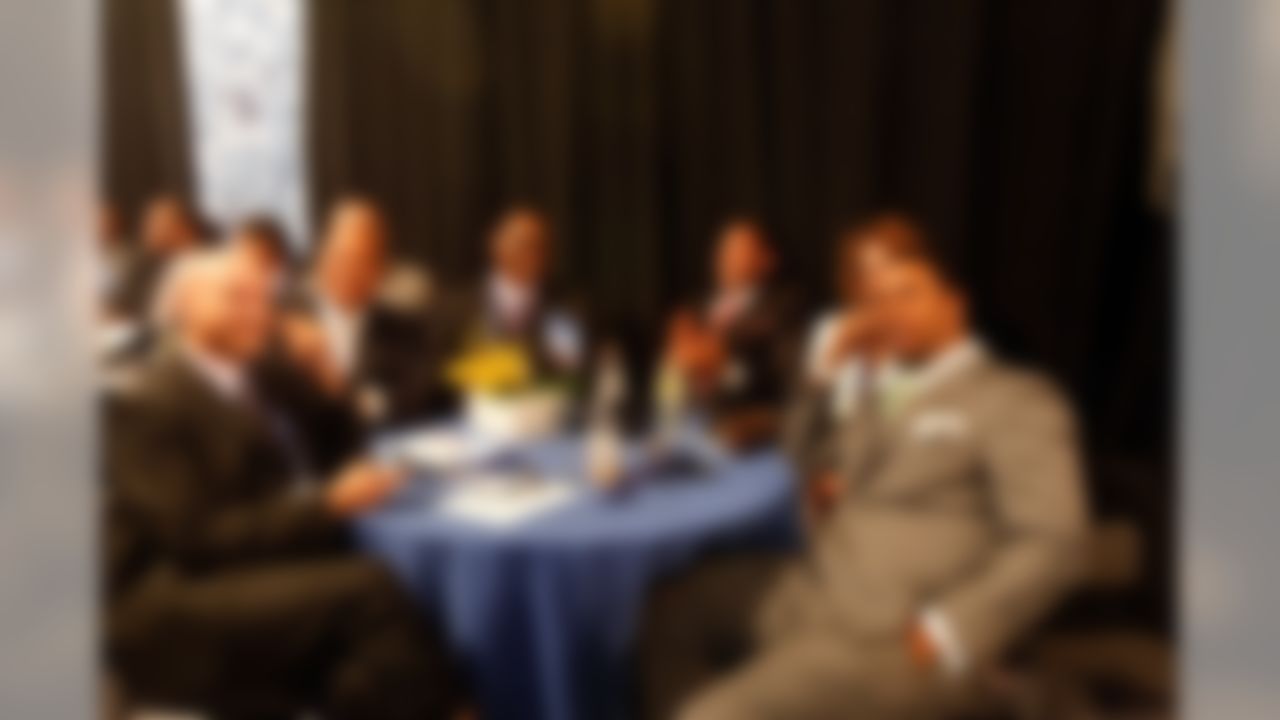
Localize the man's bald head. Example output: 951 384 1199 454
317 197 388 308
169 248 276 362
489 206 552 287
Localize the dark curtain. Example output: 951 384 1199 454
101 0 192 235
310 0 1172 623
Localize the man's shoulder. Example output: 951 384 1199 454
968 355 1076 425
121 348 206 422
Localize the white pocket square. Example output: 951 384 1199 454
909 410 970 442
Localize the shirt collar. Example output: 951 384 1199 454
708 284 760 329
180 340 248 402
882 336 985 399
714 284 759 309
313 282 368 320
490 272 537 318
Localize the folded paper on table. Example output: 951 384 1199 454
438 475 577 529
393 429 472 471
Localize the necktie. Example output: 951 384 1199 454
243 390 315 486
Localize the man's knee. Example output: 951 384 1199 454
320 557 415 615
677 683 756 720
326 556 400 592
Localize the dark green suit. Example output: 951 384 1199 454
104 346 457 719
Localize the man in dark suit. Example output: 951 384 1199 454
661 219 800 448
105 248 458 719
431 206 584 406
264 198 435 473
640 241 1087 719
107 195 201 321
100 196 203 364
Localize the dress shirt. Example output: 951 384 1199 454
180 340 249 403
803 310 866 420
489 272 537 332
706 286 758 333
315 293 366 379
892 336 984 406
182 339 316 485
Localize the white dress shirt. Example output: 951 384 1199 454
488 273 584 369
706 285 758 332
315 293 366 380
803 310 867 420
180 340 248 403
489 273 537 331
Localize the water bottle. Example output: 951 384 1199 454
585 344 627 491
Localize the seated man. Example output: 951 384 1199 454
265 198 435 472
104 248 458 719
100 196 203 363
432 205 584 405
640 242 1089 719
788 213 931 521
107 195 201 322
661 219 799 448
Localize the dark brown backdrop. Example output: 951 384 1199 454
101 0 192 226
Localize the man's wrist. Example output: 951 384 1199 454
920 607 968 677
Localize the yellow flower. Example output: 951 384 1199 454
446 342 533 395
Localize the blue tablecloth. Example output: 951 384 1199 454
355 430 800 720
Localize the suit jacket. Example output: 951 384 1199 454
773 348 1089 667
107 247 167 321
698 284 801 417
105 346 347 608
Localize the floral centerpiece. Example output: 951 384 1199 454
445 340 569 441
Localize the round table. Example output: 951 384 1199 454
355 430 800 720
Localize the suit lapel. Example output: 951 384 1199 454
837 398 891 494
156 346 271 483
849 355 989 494
885 357 987 446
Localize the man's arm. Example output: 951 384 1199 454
114 404 346 572
927 376 1089 668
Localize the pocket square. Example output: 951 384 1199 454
909 410 970 442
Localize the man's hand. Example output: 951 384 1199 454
324 460 405 518
824 309 874 370
666 311 726 391
714 408 778 451
805 471 844 524
906 620 939 673
282 313 345 395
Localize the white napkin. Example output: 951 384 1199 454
439 475 576 529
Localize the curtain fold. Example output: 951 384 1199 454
101 0 192 233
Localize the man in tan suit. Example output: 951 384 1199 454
639 240 1089 719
